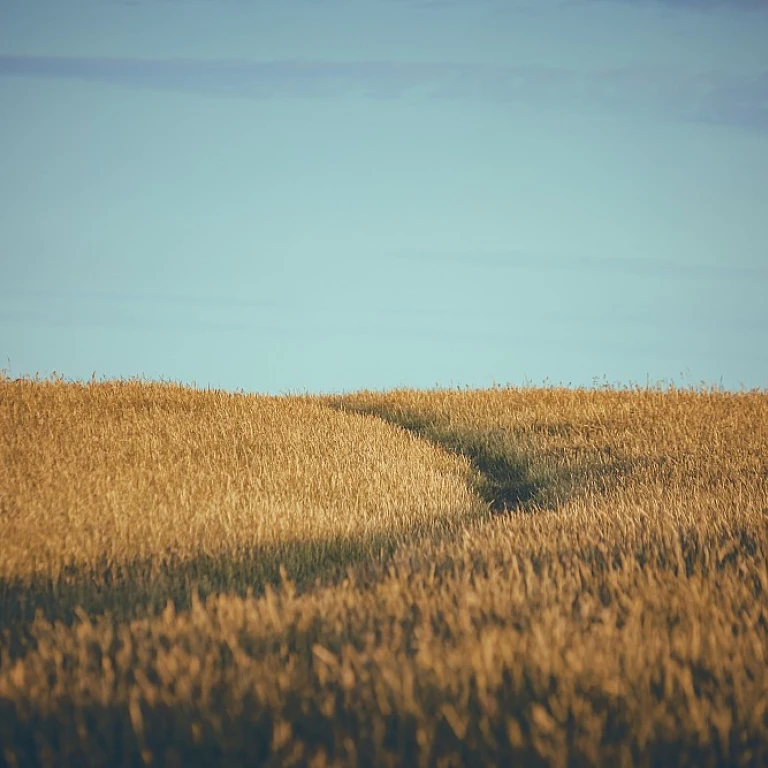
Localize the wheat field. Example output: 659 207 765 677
1 376 766 766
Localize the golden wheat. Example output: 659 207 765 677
1 378 766 766
0 378 481 583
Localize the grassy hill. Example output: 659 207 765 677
1 377 766 766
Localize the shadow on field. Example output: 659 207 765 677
328 401 556 513
0 530 421 657
327 400 650 515
1 684 742 768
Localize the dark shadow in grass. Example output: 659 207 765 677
327 401 556 514
0 526 446 659
420 424 547 512
2 686 751 768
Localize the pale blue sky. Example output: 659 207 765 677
1 0 766 392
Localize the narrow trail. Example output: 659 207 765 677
326 399 555 514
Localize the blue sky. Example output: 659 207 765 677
1 0 766 393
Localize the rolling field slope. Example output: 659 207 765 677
1 377 767 766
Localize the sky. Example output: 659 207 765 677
1 0 767 393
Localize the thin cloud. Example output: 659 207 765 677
104 0 768 10
0 56 464 99
1 54 765 130
689 70 768 131
0 287 282 312
594 0 768 10
404 250 768 281
379 0 768 11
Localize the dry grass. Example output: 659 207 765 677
0 377 481 613
1 377 767 766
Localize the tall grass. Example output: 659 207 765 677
1 377 766 766
0 378 481 623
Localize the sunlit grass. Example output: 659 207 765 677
1 377 766 766
1 377 482 584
